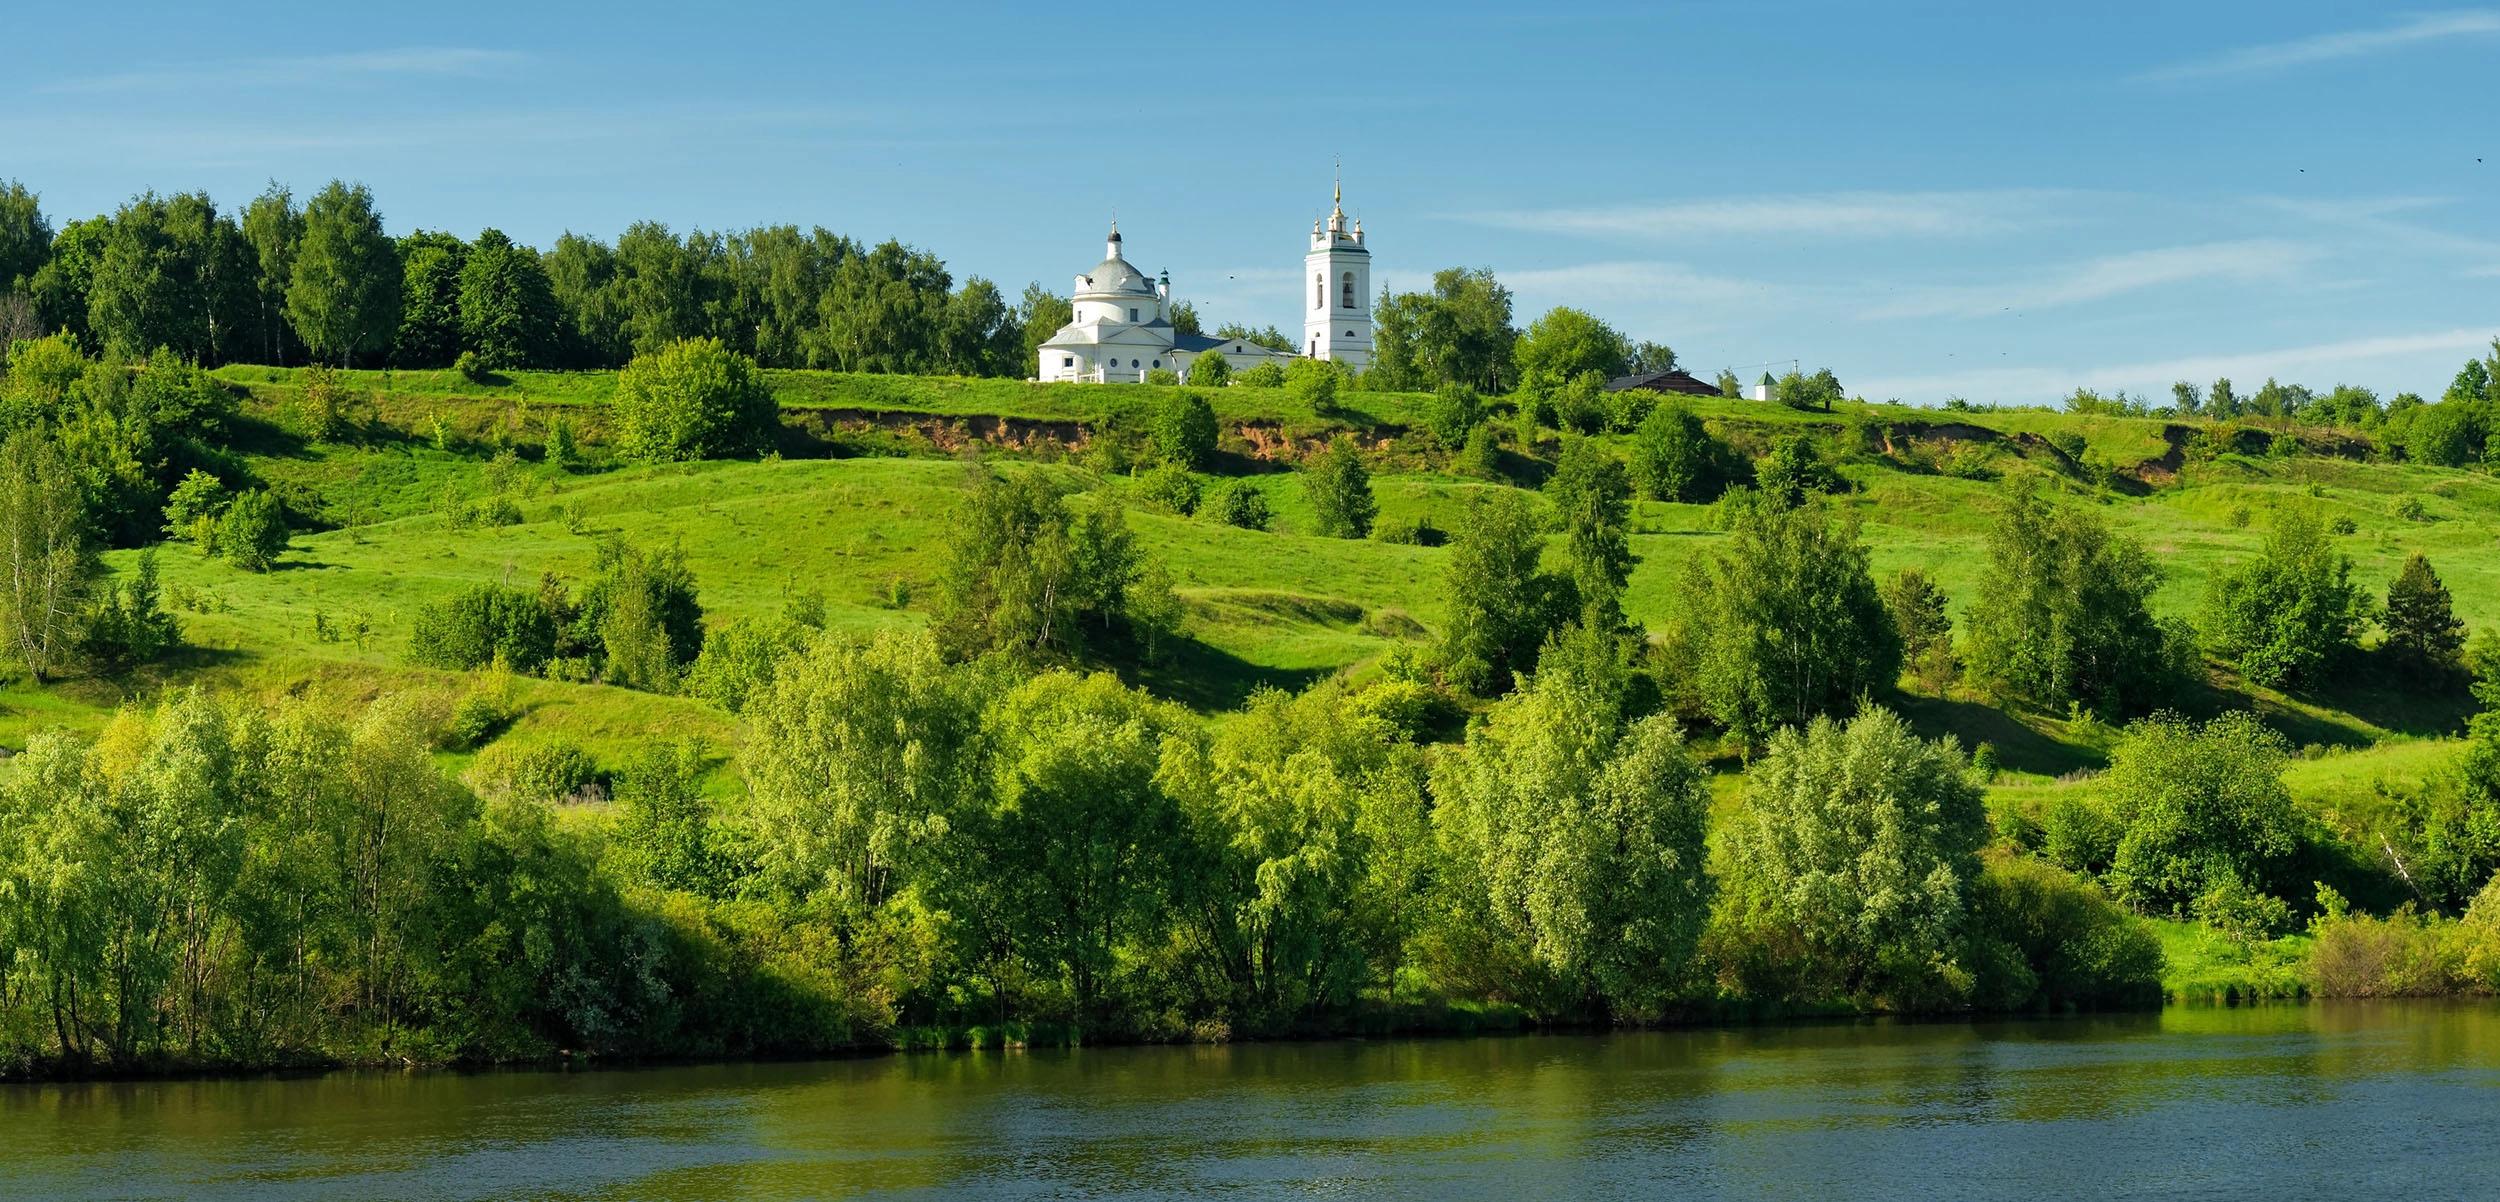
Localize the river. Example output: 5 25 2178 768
5 1002 2497 1200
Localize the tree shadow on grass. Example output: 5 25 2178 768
1099 631 1333 713
1890 691 2108 778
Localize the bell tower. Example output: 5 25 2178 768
1302 169 1372 369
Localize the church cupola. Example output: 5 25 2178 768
1106 223 1122 261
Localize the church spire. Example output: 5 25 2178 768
1328 159 1347 234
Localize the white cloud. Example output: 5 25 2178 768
1854 328 2498 405
2138 11 2500 82
1453 190 2072 243
45 47 530 94
1866 240 2318 319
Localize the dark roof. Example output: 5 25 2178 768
1604 369 1720 396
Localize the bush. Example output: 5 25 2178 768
1426 382 1482 448
1300 434 1376 538
455 349 488 382
1964 856 2165 1010
1964 478 2184 718
2097 710 2301 920
610 337 777 462
2200 504 2366 689
1186 353 1231 387
162 468 230 548
1371 514 1442 546
408 584 559 674
1150 391 1219 471
1285 358 1340 414
1143 368 1179 386
1454 423 1503 480
447 690 515 750
1203 480 1270 530
1134 462 1201 516
478 739 600 802
218 489 289 572
1628 402 1718 502
1236 362 1286 389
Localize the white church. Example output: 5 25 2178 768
1036 188 1374 383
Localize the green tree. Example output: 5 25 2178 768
392 231 468 368
458 229 559 370
973 671 1186 1015
1752 432 1839 506
1454 422 1503 481
1151 391 1219 470
1016 282 1073 373
1963 478 2181 717
2091 712 2300 926
577 538 704 692
87 192 257 364
610 337 778 462
1628 400 1718 502
2383 553 2466 668
1774 368 1844 412
217 489 288 572
286 181 401 366
1425 382 1482 448
80 549 180 672
744 628 984 906
1285 357 1341 414
1543 438 1635 628
1300 434 1375 538
239 183 302 365
935 469 1137 662
1371 268 1516 393
0 180 50 296
1203 479 1271 531
1720 707 1988 1006
1881 568 1956 696
1438 489 1564 696
1512 307 1628 403
28 216 107 348
1684 494 1899 742
0 431 93 681
406 584 558 673
1185 349 1231 387
1432 627 1712 1015
2200 504 2366 689
610 739 730 895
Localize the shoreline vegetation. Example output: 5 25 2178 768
4 179 2500 1081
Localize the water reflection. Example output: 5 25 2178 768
5 1003 2497 1200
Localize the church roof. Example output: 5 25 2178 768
1077 256 1158 299
1604 369 1720 396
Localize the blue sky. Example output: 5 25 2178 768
10 1 2496 403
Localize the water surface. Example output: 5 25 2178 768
7 1003 2498 1199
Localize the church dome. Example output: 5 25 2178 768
1078 256 1158 299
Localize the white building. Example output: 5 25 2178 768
1035 187 1374 383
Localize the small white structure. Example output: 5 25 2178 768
1750 372 1775 402
1035 186 1372 383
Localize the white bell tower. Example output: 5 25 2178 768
1302 170 1372 369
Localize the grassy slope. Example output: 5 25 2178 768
16 373 2489 836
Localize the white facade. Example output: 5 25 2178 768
1302 185 1373 370
1034 190 1370 383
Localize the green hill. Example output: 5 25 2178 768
15 368 2485 815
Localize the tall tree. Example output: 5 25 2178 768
544 232 626 368
87 192 256 363
392 231 468 368
286 182 400 366
458 229 559 369
0 432 93 682
1300 434 1375 538
1684 493 1899 742
239 183 303 365
2200 504 2366 689
0 180 49 297
1016 282 1073 375
1962 477 2179 717
2382 552 2466 668
1544 438 1636 629
1374 268 1516 393
1513 306 1629 401
1438 489 1565 696
28 216 107 347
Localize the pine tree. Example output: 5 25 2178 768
2383 552 2466 667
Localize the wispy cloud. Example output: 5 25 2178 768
45 47 530 94
2137 11 2500 82
1853 328 2496 404
1453 190 2072 243
1501 260 1787 307
1866 240 2318 319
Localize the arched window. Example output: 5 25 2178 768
1314 273 1325 308
1342 272 1356 309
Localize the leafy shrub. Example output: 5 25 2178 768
1203 480 1270 530
1185 353 1231 387
1427 382 1482 448
1628 402 1720 502
610 337 777 462
1143 368 1179 386
161 468 230 548
2096 711 2301 920
455 349 488 382
1455 423 1503 481
1236 362 1286 389
80 550 180 672
1940 442 1997 479
2200 505 2366 688
477 739 600 802
446 689 517 750
1300 435 1375 538
1371 514 1442 546
1134 462 1201 515
407 584 558 674
686 610 817 714
218 489 289 572
1285 358 1340 414
1150 391 1219 471
1753 433 1842 504
1963 856 2165 1010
